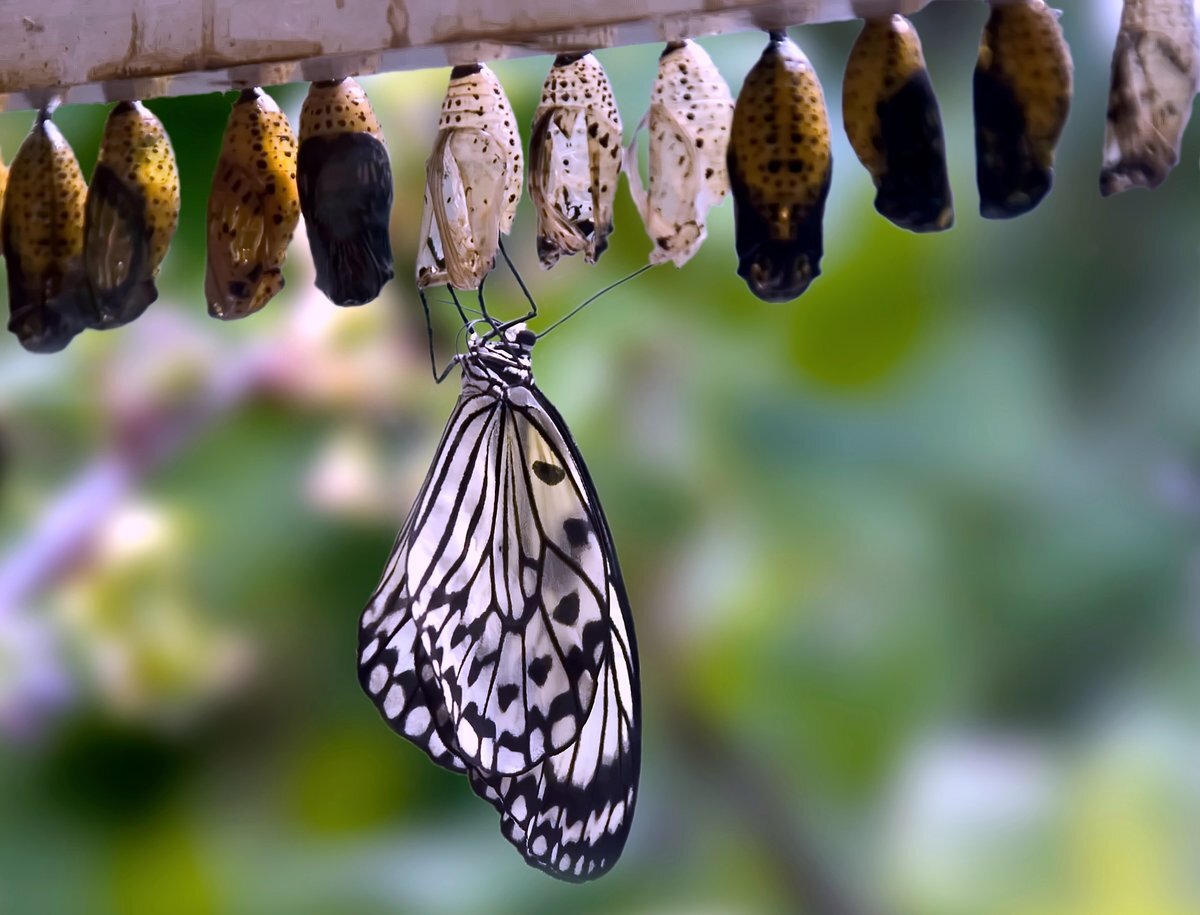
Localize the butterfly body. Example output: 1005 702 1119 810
359 324 640 881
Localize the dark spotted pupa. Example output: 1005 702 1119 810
1 108 89 352
974 0 1073 218
727 31 833 302
843 15 953 233
83 101 180 328
298 77 395 306
205 88 302 320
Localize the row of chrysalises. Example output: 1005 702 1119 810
0 0 1194 349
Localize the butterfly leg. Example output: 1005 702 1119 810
418 286 462 383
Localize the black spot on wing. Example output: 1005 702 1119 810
497 683 520 711
533 460 566 485
552 592 580 625
528 655 553 687
563 517 590 550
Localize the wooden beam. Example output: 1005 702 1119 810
0 0 947 110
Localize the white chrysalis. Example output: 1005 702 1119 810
624 39 734 267
528 52 623 268
416 63 523 290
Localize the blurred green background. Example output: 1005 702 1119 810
3 3 1200 913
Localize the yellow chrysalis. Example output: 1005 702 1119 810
205 88 302 320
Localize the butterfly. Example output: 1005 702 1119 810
2 106 89 353
529 51 622 268
298 77 395 306
358 277 640 881
205 88 302 321
728 30 833 302
416 63 523 291
1101 0 1198 196
624 39 734 268
842 15 953 233
974 0 1073 218
83 100 181 329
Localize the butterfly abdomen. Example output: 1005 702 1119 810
2 110 89 352
728 31 833 302
529 52 622 268
205 88 302 320
974 0 1073 218
83 101 180 328
298 78 395 306
844 15 953 233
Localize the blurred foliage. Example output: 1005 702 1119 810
2 3 1200 914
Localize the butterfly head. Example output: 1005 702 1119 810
462 322 536 393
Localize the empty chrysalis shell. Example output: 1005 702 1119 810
624 39 734 268
416 63 523 290
843 15 953 233
974 0 1073 218
83 101 181 329
1 109 88 352
298 77 395 306
727 31 833 303
529 51 622 268
1101 0 1199 195
206 88 302 320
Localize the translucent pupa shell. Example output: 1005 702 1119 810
529 51 622 268
205 88 302 320
1101 0 1199 195
843 16 953 233
416 63 523 290
298 77 395 306
624 39 734 268
974 0 1073 218
1 109 88 352
82 101 181 329
727 31 833 303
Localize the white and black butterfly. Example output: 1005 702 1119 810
358 287 640 881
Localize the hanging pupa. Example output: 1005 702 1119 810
1 107 88 352
298 77 395 306
843 15 953 232
727 30 833 303
624 39 734 267
974 0 1073 218
1100 0 1199 195
205 88 302 320
528 51 622 268
82 101 180 329
416 63 523 290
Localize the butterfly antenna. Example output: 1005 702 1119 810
536 263 655 339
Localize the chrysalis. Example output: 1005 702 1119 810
205 88 301 321
974 0 1073 218
1 108 88 352
416 63 523 290
298 77 395 306
82 101 180 329
728 30 833 303
529 52 622 268
843 15 953 233
624 39 734 267
1100 0 1199 195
